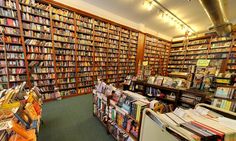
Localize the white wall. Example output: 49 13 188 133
54 0 172 40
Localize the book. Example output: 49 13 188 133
154 76 164 86
215 87 235 99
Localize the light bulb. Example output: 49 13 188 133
143 1 153 11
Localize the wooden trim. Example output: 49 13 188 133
136 33 145 74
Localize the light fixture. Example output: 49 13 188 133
143 0 195 34
143 0 153 11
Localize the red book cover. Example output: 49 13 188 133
191 121 224 141
6 19 14 26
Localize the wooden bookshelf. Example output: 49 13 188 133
93 19 109 83
107 24 120 84
51 6 77 97
168 34 236 74
0 0 171 101
75 14 93 94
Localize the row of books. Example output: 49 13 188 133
28 61 54 67
56 55 75 61
52 7 73 18
22 13 50 25
0 18 18 27
1 26 20 35
3 36 21 43
20 0 49 10
54 28 75 36
52 14 74 24
53 21 74 31
31 73 55 80
27 45 52 53
27 54 53 60
0 8 17 18
20 5 49 17
212 98 236 112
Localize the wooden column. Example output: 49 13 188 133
135 33 145 74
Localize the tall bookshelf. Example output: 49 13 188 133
227 37 236 72
107 24 120 84
118 28 129 83
0 32 8 90
75 14 94 94
51 7 77 97
93 19 108 82
184 36 210 70
168 39 186 72
1 0 28 88
144 35 158 74
0 0 145 101
19 0 55 100
168 34 236 74
157 39 171 75
129 31 138 75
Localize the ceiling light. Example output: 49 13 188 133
143 0 153 11
144 0 195 34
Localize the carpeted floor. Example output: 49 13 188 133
39 94 115 141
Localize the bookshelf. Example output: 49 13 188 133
75 14 93 94
168 34 236 75
19 0 55 100
0 0 28 88
0 32 9 90
0 0 159 101
157 39 171 75
144 35 159 74
129 31 138 75
143 34 171 76
118 27 129 83
227 38 236 72
168 38 186 72
94 19 109 83
51 7 77 97
107 24 120 84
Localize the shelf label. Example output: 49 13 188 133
196 59 210 67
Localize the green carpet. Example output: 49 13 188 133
39 94 115 141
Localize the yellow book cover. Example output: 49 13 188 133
24 103 38 121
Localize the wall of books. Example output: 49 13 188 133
144 34 171 76
0 0 141 101
168 34 236 74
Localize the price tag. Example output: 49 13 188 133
197 59 210 67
